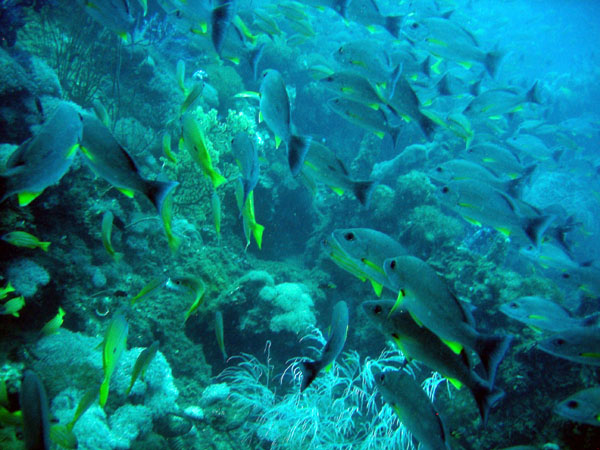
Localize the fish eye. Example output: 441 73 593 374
338 47 344 54
566 400 579 409
411 22 419 29
389 260 397 270
553 338 566 346
509 302 518 309
441 186 449 194
374 305 382 314
325 76 333 82
344 232 355 241
562 273 571 279
378 373 386 382
436 167 443 172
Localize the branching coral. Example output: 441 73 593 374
20 4 119 107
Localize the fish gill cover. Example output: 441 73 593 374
0 0 599 449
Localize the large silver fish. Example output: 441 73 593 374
383 255 513 388
259 69 311 176
80 114 178 215
374 368 452 450
363 299 505 427
0 102 82 206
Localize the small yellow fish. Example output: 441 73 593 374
162 132 177 163
167 276 206 322
235 179 263 250
130 276 168 306
211 190 221 242
1 295 25 317
101 211 123 262
1 231 50 251
0 281 15 300
126 341 159 395
67 388 97 431
40 307 66 336
181 114 227 189
160 192 182 254
215 311 227 361
100 313 128 408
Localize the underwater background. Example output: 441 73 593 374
1 0 600 449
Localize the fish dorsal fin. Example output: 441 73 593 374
408 309 423 327
391 333 410 359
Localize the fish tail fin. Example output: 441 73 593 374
524 214 555 248
99 378 109 408
475 334 513 390
418 113 436 141
387 64 403 101
144 180 179 215
352 180 378 207
470 79 482 97
300 360 320 392
250 43 266 81
384 15 402 38
525 80 542 104
251 223 264 250
436 73 451 96
288 135 312 177
506 164 536 198
582 312 600 327
210 170 227 189
484 48 504 78
420 55 431 78
39 241 51 252
472 380 505 428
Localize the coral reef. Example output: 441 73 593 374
7 258 50 297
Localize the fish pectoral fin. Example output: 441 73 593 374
494 227 512 237
370 279 383 297
527 314 546 321
388 290 405 316
447 377 463 390
117 188 135 198
408 310 423 327
275 135 282 149
579 352 600 359
464 216 482 227
440 338 463 355
330 186 345 196
67 143 79 158
392 405 404 420
18 191 43 207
